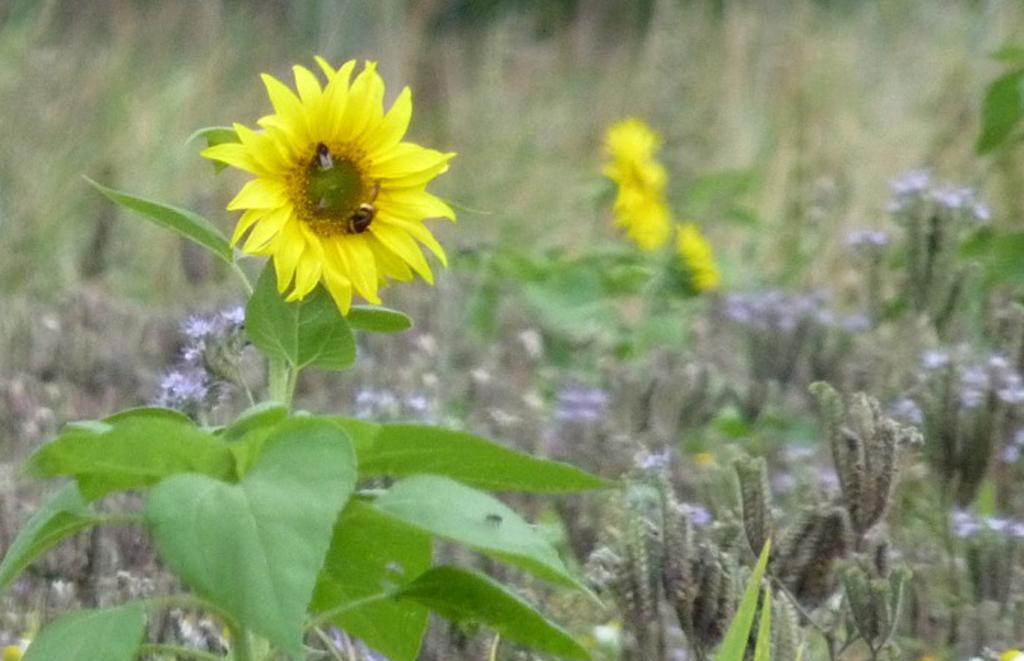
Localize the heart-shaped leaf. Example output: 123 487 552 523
246 263 357 371
85 177 233 264
355 423 611 493
28 408 235 501
0 484 101 595
374 475 582 589
311 501 431 661
146 418 356 653
221 402 290 443
395 566 589 660
23 602 146 661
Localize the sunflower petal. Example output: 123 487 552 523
339 61 383 143
227 178 288 210
336 236 381 304
382 216 448 267
234 123 293 175
367 86 412 157
373 143 454 180
370 221 434 283
379 189 456 221
286 251 323 301
321 261 354 315
272 220 307 292
242 206 291 253
367 233 414 282
231 209 262 246
201 142 266 175
261 73 304 120
292 65 323 105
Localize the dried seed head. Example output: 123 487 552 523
772 591 803 660
871 537 891 579
660 486 696 630
624 513 662 633
584 546 625 598
776 506 852 609
811 382 917 537
734 455 774 558
843 562 910 649
844 565 883 643
689 544 735 652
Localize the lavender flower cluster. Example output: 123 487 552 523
154 307 245 418
554 385 610 424
723 290 869 334
952 509 1024 539
846 229 890 250
887 169 991 222
919 349 1024 408
1000 428 1024 464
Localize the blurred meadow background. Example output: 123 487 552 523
5 0 1024 659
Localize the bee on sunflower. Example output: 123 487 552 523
602 117 672 251
203 58 455 314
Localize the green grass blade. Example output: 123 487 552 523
752 584 772 661
714 539 771 661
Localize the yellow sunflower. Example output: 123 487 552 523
203 58 455 313
602 118 672 251
676 222 720 293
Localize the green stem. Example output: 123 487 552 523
137 643 225 661
285 365 300 405
306 591 394 629
231 626 256 661
268 356 292 406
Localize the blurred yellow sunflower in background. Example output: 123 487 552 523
203 58 455 313
676 222 720 293
602 118 672 251
2 637 29 661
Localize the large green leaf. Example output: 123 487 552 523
246 263 357 371
311 501 432 661
395 566 589 660
23 602 146 661
356 423 610 492
347 305 413 333
0 484 101 594
221 402 290 442
714 539 772 661
374 475 582 589
27 409 235 500
146 418 356 654
84 177 233 264
977 68 1024 154
330 417 381 460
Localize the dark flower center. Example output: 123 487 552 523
305 143 364 220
